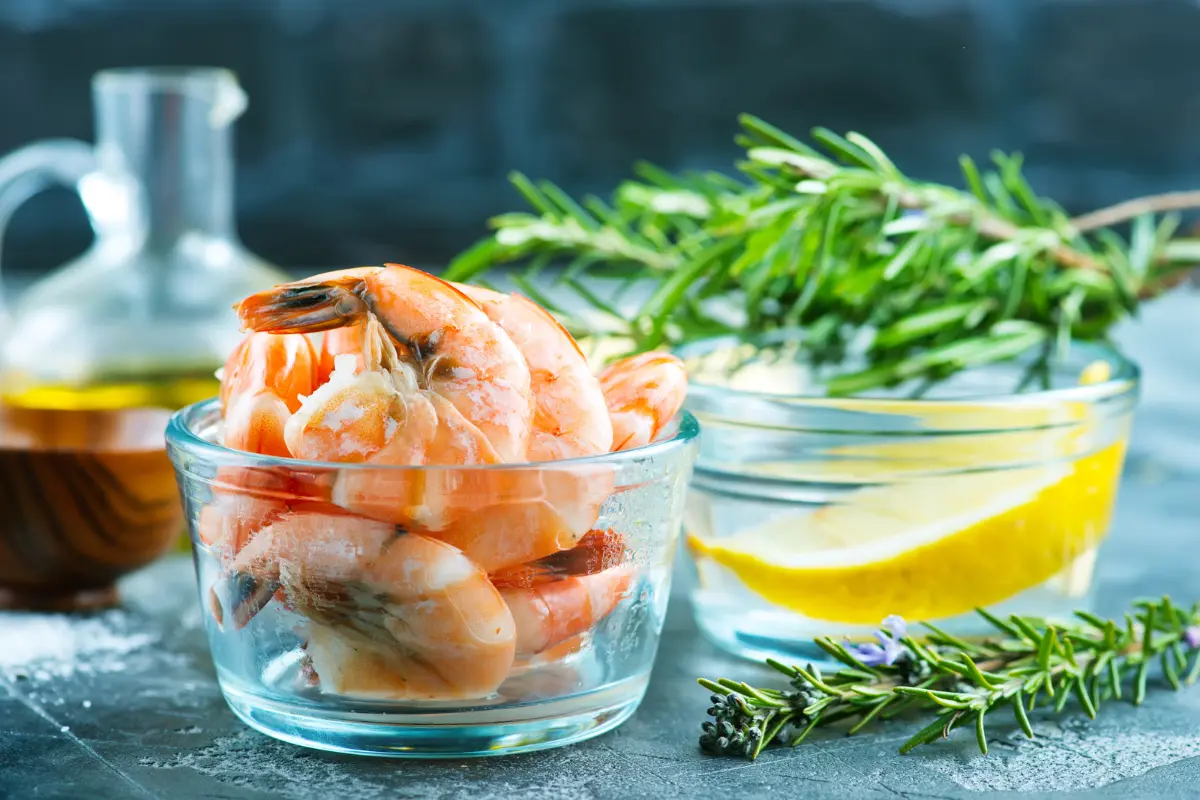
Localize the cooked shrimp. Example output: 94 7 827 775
197 468 294 554
227 511 516 700
412 284 616 570
197 465 334 555
203 331 321 568
203 333 328 623
454 284 611 460
203 332 324 587
313 369 569 571
235 263 533 462
220 331 319 457
316 324 367 384
598 352 688 451
279 317 503 535
500 566 633 656
488 529 626 590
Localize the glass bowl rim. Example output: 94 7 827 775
166 397 700 472
675 333 1140 410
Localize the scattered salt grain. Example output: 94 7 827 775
0 610 157 680
920 720 1200 792
60 726 69 733
82 701 92 709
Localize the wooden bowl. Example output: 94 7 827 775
0 406 183 610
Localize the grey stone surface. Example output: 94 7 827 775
2 291 1200 798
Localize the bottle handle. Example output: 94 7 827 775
0 139 98 311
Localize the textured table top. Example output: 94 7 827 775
3 291 1200 800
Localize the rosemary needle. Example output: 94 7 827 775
447 115 1200 395
697 598 1200 760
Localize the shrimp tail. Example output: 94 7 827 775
218 512 404 630
488 529 627 590
210 571 280 631
236 277 371 334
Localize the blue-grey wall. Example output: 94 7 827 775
0 0 1196 274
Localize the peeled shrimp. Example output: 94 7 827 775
280 317 504 533
235 263 533 462
598 352 688 451
501 566 633 657
300 335 565 571
238 277 593 570
227 511 516 700
197 465 331 555
220 331 319 457
316 324 367 384
200 332 322 560
406 285 615 570
453 284 611 460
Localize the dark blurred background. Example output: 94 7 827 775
1 0 1197 275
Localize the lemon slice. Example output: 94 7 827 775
687 439 1127 624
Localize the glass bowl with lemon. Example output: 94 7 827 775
679 331 1138 664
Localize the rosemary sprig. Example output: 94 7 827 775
697 598 1200 760
447 115 1200 394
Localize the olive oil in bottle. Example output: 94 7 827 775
0 67 293 592
1 368 222 412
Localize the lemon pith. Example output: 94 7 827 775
687 439 1127 624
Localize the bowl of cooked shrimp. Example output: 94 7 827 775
165 263 698 757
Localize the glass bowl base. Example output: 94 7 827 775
691 581 1100 669
694 608 847 668
220 674 649 758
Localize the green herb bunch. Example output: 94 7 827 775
697 598 1200 761
446 115 1200 394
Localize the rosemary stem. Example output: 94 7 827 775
698 599 1200 761
1070 190 1200 232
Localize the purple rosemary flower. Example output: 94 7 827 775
1185 626 1200 649
847 615 909 667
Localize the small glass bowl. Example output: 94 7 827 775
166 399 698 757
678 332 1138 665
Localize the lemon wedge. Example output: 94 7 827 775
685 349 1128 622
687 440 1127 624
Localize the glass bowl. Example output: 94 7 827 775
678 332 1138 665
166 398 698 757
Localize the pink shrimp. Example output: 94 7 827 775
235 263 533 462
219 331 319 457
453 284 611 460
290 324 568 571
598 352 688 451
199 331 324 562
316 324 367 384
487 529 627 590
501 566 634 657
236 270 601 571
225 511 516 700
277 317 504 533
197 466 332 555
426 285 617 569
